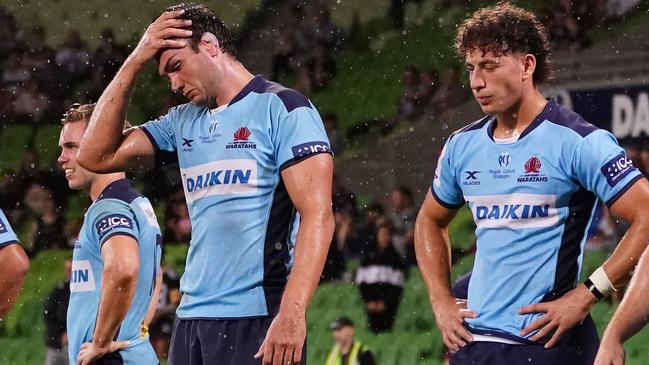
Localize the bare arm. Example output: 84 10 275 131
77 9 191 173
256 153 334 365
601 179 649 287
77 235 139 365
414 190 458 302
93 235 140 347
415 190 477 352
144 271 163 326
0 244 29 319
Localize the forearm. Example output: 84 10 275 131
414 215 454 306
603 247 649 343
78 58 144 173
92 267 137 347
279 211 334 313
0 244 29 318
600 216 649 288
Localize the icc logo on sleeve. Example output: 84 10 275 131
0 218 6 234
95 214 134 240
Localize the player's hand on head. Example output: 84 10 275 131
432 296 478 353
594 338 626 365
519 284 596 348
254 308 306 365
129 9 192 65
76 340 129 365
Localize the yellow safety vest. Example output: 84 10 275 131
324 340 365 365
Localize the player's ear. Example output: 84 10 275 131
521 54 536 82
200 32 221 57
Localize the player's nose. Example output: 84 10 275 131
469 69 485 91
169 74 184 94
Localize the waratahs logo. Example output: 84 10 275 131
518 156 548 183
524 157 542 174
226 127 256 149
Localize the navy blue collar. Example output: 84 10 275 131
96 178 139 203
487 98 558 140
228 75 265 107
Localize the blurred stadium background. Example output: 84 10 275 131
0 0 648 364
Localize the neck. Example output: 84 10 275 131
494 88 547 138
88 173 127 202
212 58 255 107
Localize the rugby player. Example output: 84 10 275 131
76 4 334 365
415 3 649 364
0 209 29 319
58 103 162 365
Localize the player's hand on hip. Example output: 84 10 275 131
519 284 596 348
76 340 129 365
254 307 306 365
594 337 626 365
432 297 478 353
129 9 192 66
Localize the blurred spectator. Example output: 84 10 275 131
332 174 357 217
323 113 345 154
351 203 386 259
585 202 617 251
164 190 191 244
325 316 375 365
430 65 468 114
308 40 337 91
388 185 416 261
321 210 351 282
356 222 405 332
149 265 181 360
55 30 90 83
43 257 71 365
0 7 17 59
91 28 127 84
13 79 50 123
389 0 424 29
24 183 66 256
396 65 425 121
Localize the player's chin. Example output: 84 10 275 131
67 177 85 191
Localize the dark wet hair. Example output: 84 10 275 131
454 1 552 84
160 3 236 58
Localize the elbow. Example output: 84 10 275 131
76 149 103 173
5 245 29 283
104 261 139 290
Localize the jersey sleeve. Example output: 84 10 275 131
0 209 19 247
431 139 464 208
271 92 332 170
140 107 178 152
573 130 643 207
89 200 140 249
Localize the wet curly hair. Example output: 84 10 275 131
160 3 237 58
454 1 552 84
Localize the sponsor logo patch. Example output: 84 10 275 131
0 217 7 234
601 152 636 187
95 214 134 241
463 171 481 186
498 152 511 167
465 193 559 229
181 159 258 203
291 141 331 158
70 260 96 292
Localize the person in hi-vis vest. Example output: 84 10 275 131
325 316 375 365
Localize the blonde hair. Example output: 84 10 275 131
61 103 131 129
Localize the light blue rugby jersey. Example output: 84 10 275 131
0 209 19 247
67 179 161 364
140 75 332 318
432 99 643 343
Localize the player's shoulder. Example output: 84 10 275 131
447 115 492 144
234 75 312 113
96 179 143 205
542 99 600 139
